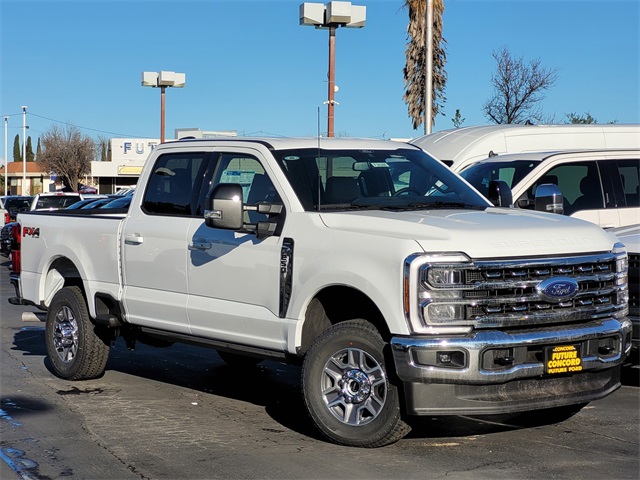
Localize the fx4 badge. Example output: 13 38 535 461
23 226 40 238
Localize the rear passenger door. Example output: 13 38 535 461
122 151 210 334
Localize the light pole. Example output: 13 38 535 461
300 2 366 137
141 71 186 143
22 106 27 195
4 116 8 196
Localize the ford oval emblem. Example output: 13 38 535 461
537 277 579 303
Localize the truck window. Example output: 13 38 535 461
210 153 279 223
142 152 209 216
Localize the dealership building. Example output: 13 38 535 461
91 128 236 194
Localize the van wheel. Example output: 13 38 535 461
46 286 110 380
302 319 410 447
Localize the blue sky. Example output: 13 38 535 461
1 0 638 148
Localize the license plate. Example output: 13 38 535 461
544 344 583 375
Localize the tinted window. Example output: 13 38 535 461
616 158 640 207
459 160 539 198
142 152 209 216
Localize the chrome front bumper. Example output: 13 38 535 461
391 318 632 385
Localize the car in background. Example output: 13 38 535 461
64 196 110 210
1 221 16 257
612 223 640 361
98 195 132 210
1 195 33 226
458 149 639 228
30 192 84 211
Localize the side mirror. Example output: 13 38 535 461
204 183 244 229
535 184 564 215
488 180 513 207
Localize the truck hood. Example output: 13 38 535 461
319 207 617 258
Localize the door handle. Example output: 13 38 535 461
188 240 212 251
124 234 144 245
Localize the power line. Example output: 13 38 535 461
26 112 141 138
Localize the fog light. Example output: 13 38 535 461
436 350 465 368
438 352 452 364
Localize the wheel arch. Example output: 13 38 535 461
41 256 85 308
298 285 390 356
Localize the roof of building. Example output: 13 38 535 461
0 162 46 176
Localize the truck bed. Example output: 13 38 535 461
18 210 125 310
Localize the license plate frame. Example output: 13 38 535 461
544 344 583 375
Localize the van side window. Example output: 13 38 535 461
518 162 603 215
615 159 640 207
142 152 209 216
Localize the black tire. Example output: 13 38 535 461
45 286 110 380
302 319 410 447
217 350 262 368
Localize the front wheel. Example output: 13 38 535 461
302 319 410 447
46 286 110 380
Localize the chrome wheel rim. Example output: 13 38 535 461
52 306 79 364
321 347 387 426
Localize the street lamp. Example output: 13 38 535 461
300 2 366 137
141 71 186 143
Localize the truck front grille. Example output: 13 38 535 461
419 251 628 329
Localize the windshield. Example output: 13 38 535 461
459 160 541 199
272 147 489 211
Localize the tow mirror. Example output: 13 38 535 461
535 184 564 215
488 180 513 207
204 183 244 229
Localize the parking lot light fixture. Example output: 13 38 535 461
299 2 366 137
141 71 186 143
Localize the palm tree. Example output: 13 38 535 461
403 0 447 131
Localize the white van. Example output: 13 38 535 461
410 124 640 172
458 149 640 228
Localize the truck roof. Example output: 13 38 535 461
156 136 418 151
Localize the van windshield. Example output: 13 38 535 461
272 147 490 211
459 160 541 199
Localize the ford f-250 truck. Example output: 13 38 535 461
8 137 632 447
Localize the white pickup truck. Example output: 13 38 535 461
8 137 632 447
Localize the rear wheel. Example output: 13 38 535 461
302 319 410 447
46 286 110 380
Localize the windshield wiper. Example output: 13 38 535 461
406 201 486 210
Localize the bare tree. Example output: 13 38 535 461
403 0 447 130
483 47 558 124
38 125 95 191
